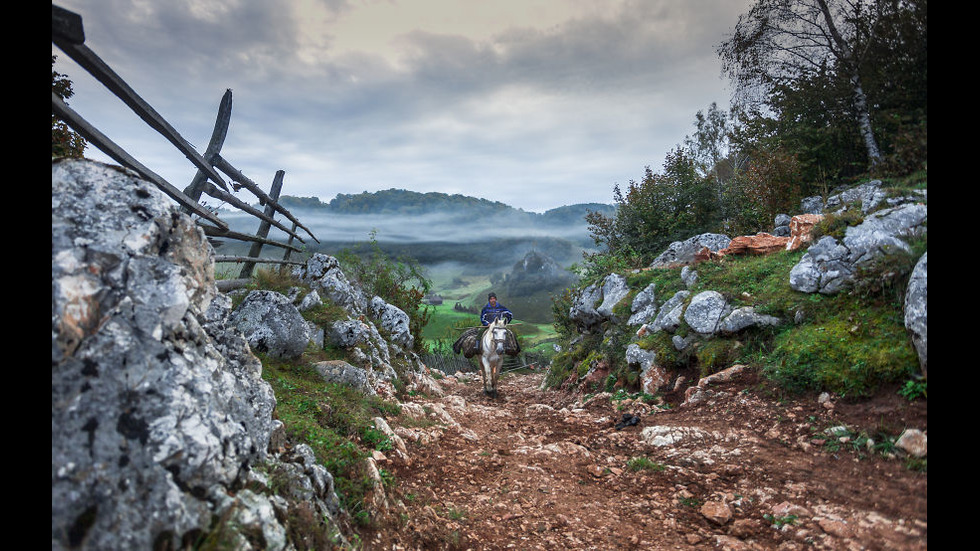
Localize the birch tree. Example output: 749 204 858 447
718 0 889 168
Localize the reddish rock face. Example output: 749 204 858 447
722 233 790 255
694 214 826 263
786 213 824 251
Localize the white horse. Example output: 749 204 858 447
479 317 519 398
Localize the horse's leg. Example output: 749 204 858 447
491 359 500 399
480 356 491 396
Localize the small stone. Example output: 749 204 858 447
700 500 732 525
895 429 927 458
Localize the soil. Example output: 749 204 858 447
360 367 927 550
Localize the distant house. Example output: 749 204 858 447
425 294 443 305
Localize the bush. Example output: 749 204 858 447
337 231 432 353
722 148 804 236
586 148 722 269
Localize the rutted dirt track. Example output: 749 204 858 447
362 369 927 550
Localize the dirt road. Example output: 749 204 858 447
361 368 927 550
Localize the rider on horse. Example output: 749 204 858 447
453 292 516 358
480 292 513 326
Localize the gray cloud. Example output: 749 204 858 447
53 0 752 213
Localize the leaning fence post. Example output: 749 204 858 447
239 170 285 279
183 89 232 209
279 221 300 274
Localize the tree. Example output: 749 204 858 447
586 148 721 269
683 102 753 216
718 0 891 169
52 55 87 158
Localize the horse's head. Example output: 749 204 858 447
484 318 509 354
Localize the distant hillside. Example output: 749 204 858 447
276 189 615 224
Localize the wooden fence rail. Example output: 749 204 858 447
52 4 318 283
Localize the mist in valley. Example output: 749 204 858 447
212 197 610 323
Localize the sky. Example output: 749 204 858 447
53 0 753 214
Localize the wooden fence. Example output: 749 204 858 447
422 351 544 376
52 5 318 291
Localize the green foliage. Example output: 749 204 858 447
764 514 798 528
898 379 927 401
259 355 402 523
336 231 433 353
721 147 804 236
811 209 865 241
719 0 926 186
52 55 86 158
764 310 918 397
626 456 666 472
585 147 722 270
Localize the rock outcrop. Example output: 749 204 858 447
561 178 927 395
904 252 927 375
230 289 311 360
649 233 731 268
789 203 926 295
52 159 347 550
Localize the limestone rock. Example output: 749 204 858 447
230 290 311 360
627 282 658 326
895 428 927 458
313 360 378 395
720 233 790 256
904 252 927 374
292 253 367 314
786 214 824 251
683 291 732 335
649 233 731 268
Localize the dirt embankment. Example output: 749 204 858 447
360 369 927 550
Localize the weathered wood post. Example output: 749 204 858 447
183 89 233 208
239 170 286 279
279 221 300 274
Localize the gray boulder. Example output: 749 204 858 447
773 213 792 236
790 203 927 295
626 343 669 394
684 291 733 335
648 233 731 268
627 283 658 326
52 159 279 549
569 273 630 332
292 253 367 314
327 319 371 348
230 290 311 360
789 235 854 294
296 288 322 311
718 307 781 334
800 180 885 215
314 360 378 396
597 273 630 319
649 290 690 333
904 252 927 375
369 295 414 349
681 266 699 288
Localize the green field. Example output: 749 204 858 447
422 300 558 358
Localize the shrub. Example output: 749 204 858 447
336 231 433 353
722 148 804 236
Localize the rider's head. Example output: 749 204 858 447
488 292 497 306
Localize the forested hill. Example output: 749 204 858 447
276 189 616 225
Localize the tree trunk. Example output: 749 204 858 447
814 0 882 168
850 75 881 166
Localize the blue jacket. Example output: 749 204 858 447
480 302 513 325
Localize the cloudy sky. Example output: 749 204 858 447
53 0 753 214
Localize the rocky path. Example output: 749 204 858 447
361 369 927 550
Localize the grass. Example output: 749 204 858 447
546 189 926 399
259 353 403 524
626 456 666 472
